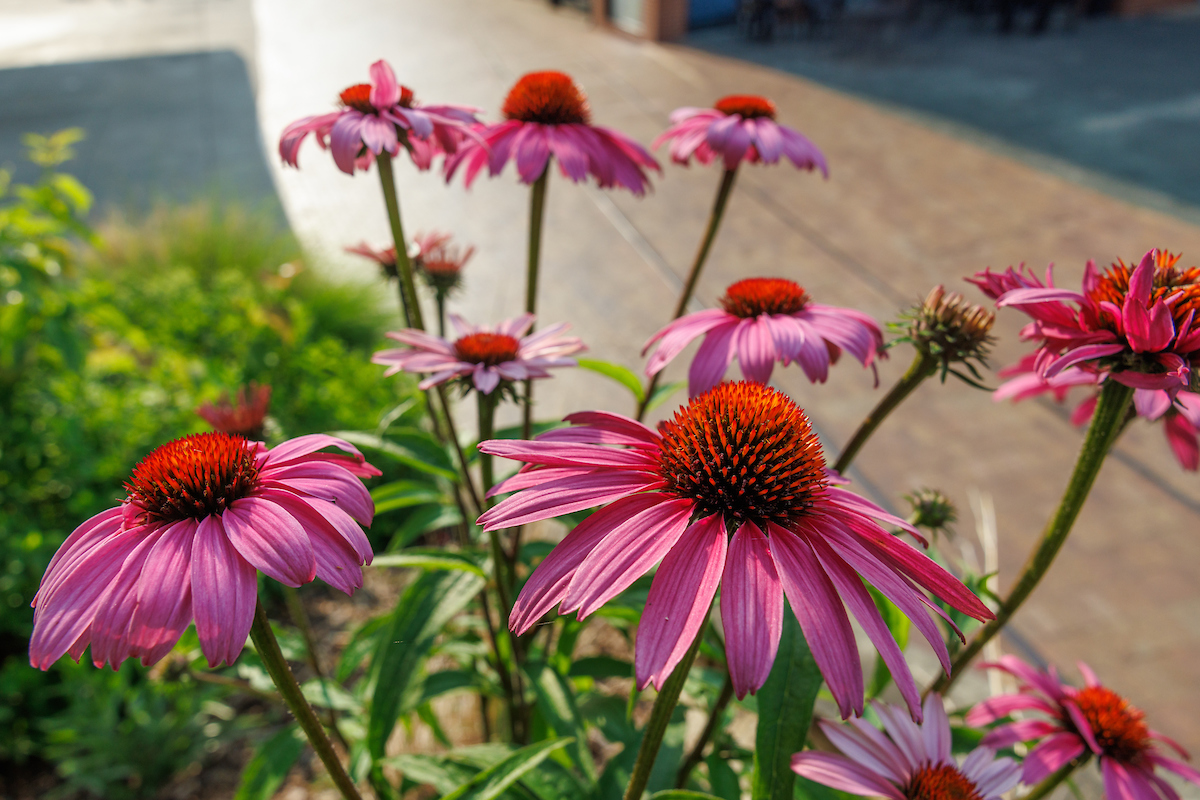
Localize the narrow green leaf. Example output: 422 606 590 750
578 358 645 402
333 429 457 481
568 655 632 680
233 725 305 800
646 380 686 413
336 615 388 683
706 753 741 800
386 753 478 794
416 670 480 706
441 738 574 800
387 504 463 550
371 550 485 576
371 479 445 514
525 661 596 781
649 792 726 800
751 607 823 800
366 569 485 758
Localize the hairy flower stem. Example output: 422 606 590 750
376 153 424 331
929 380 1135 695
834 351 938 474
675 672 734 788
1021 756 1089 800
249 602 363 800
521 168 550 442
624 625 706 800
637 167 738 422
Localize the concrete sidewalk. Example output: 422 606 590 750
256 0 1200 769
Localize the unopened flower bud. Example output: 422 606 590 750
894 285 996 386
904 488 957 534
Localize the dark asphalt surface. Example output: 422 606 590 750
0 50 280 214
689 9 1200 210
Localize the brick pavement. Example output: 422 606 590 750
258 1 1200 777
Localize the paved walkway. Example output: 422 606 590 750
4 0 1200 790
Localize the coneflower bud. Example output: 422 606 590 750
903 488 957 535
894 285 996 387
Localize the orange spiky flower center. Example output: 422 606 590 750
1087 250 1200 333
903 764 984 800
502 71 591 125
454 332 521 366
340 83 415 113
657 382 827 527
714 94 777 120
125 433 261 523
1070 686 1152 763
720 278 810 318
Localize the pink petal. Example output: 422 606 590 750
262 489 364 595
967 693 1060 726
260 460 374 526
561 498 695 619
33 507 124 610
1022 733 1086 785
737 317 777 384
818 719 908 783
1102 758 1148 800
790 752 905 800
360 114 399 156
643 310 734 375
89 525 171 668
1148 753 1200 787
222 497 316 587
768 524 863 719
191 515 258 667
128 519 197 666
721 521 783 698
478 472 663 529
1044 343 1126 377
265 434 366 469
981 719 1061 748
478 439 657 470
368 60 400 108
636 513 727 690
330 113 367 174
510 493 667 634
688 323 739 396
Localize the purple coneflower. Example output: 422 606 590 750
478 381 992 716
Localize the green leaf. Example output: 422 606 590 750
865 586 911 699
646 380 686 413
371 479 445 515
371 549 485 577
333 429 457 481
366 569 485 758
387 504 463 550
577 358 645 402
233 725 305 800
525 661 596 781
751 607 823 800
706 753 740 800
386 753 478 794
441 738 574 800
415 670 481 706
568 656 632 680
649 792 726 800
336 615 388 683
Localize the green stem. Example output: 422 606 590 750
477 391 510 613
834 351 938 474
436 291 447 339
376 152 424 331
624 625 706 800
1021 755 1089 800
675 672 733 788
249 602 363 800
930 380 1135 694
432 386 482 516
637 167 739 421
521 168 550 441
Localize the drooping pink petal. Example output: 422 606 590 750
980 719 1061 748
1022 733 1086 785
1102 757 1145 800
768 524 863 719
222 497 316 587
643 310 734 376
262 489 364 595
560 498 695 619
329 113 368 174
688 322 740 396
191 515 258 667
128 519 196 665
790 752 905 800
479 440 656 470
478 471 663 529
721 521 783 698
737 316 777 384
968 694 1060 727
818 719 909 783
89 526 170 668
261 461 374 525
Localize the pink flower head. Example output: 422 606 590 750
643 277 885 397
652 94 828 174
443 70 660 196
346 241 399 279
280 59 480 175
969 249 1200 393
792 694 1020 800
371 313 585 396
478 382 993 717
994 353 1200 471
30 433 380 670
196 382 272 440
409 230 474 294
966 655 1200 798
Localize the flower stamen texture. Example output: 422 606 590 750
1072 686 1152 763
1089 251 1200 331
720 278 810 318
656 382 826 527
714 94 778 120
454 332 521 366
125 433 261 523
903 763 984 800
339 83 375 113
502 71 591 125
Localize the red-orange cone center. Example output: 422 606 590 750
125 432 261 523
1071 686 1152 764
714 94 777 120
339 83 376 113
720 278 810 318
454 332 521 366
502 71 591 125
903 763 984 800
656 382 826 527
